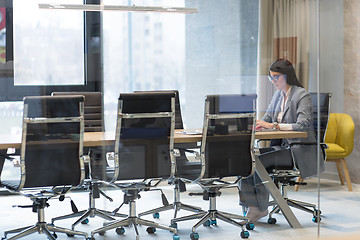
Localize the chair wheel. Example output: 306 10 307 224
170 222 178 229
190 232 199 240
173 234 180 240
210 219 217 225
314 209 322 216
99 231 106 236
203 220 211 227
246 222 255 230
240 230 250 239
312 216 321 223
116 227 125 235
66 233 75 237
153 212 160 219
52 233 58 239
81 218 89 224
268 217 277 224
146 227 156 234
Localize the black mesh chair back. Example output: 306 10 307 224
170 94 257 236
200 94 257 180
134 90 183 129
310 92 331 143
19 96 85 189
0 95 89 240
52 92 104 132
112 92 176 182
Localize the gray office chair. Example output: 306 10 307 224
50 91 126 229
90 92 179 240
266 92 331 224
171 94 257 240
134 90 202 219
52 91 104 132
0 96 90 240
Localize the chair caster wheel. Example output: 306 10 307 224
99 230 106 236
173 234 180 240
314 209 322 215
86 237 95 240
146 227 156 234
66 233 75 237
116 227 125 235
153 212 160 219
240 230 250 239
203 220 211 227
81 218 89 224
170 222 178 229
312 216 321 223
210 219 217 225
246 222 255 230
52 233 58 239
268 217 277 224
190 232 199 240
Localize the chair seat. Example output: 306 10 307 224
325 143 346 159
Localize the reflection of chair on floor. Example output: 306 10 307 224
267 92 330 224
135 90 202 219
171 94 257 240
324 113 354 191
90 92 179 240
0 96 89 240
50 92 126 229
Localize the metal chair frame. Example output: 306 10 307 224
1 96 89 240
90 93 178 240
266 92 331 224
171 96 256 239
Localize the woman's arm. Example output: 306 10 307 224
291 91 312 131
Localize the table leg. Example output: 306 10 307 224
255 156 302 229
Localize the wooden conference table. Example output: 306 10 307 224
0 130 307 149
0 130 306 228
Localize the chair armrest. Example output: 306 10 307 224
289 142 328 149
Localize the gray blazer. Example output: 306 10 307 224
261 86 324 178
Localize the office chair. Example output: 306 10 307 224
134 90 202 219
52 91 104 132
50 91 126 229
171 94 257 240
266 92 331 224
0 95 90 240
90 92 179 240
325 113 354 191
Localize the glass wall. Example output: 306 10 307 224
103 0 259 131
13 0 84 86
1 0 360 239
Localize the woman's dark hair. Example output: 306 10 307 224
269 59 303 87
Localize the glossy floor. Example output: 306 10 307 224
0 178 359 240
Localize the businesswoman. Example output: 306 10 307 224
239 58 324 222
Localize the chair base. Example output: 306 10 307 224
138 181 203 219
268 197 321 222
139 202 203 219
2 222 89 240
51 207 127 229
91 190 178 239
52 181 127 229
171 193 251 239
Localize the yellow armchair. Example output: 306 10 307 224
325 113 355 191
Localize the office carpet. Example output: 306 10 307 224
0 178 359 240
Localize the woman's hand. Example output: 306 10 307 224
256 120 274 130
